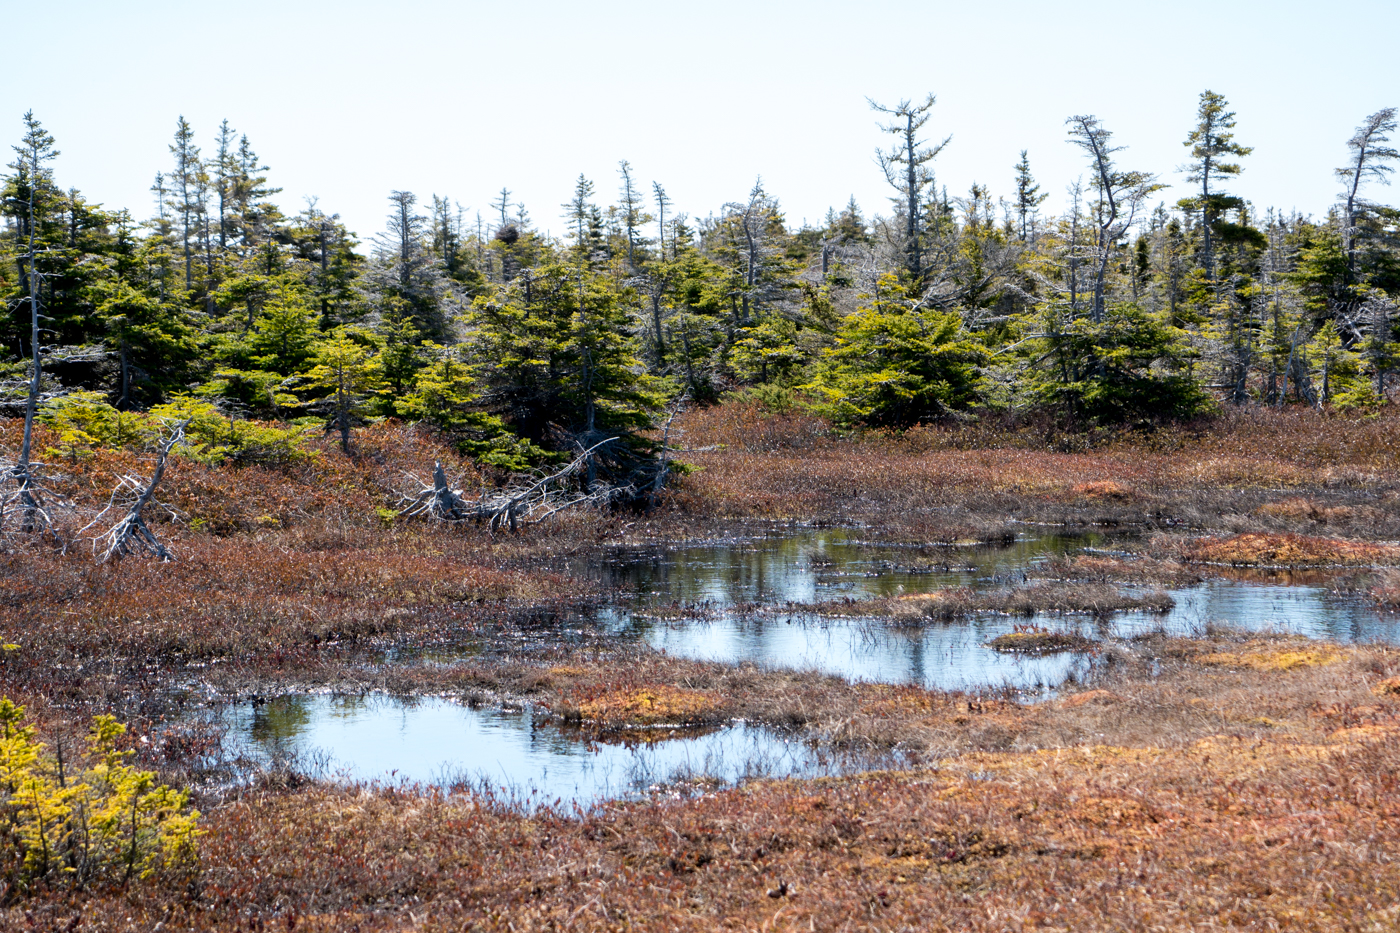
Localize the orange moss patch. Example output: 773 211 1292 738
1184 532 1400 566
1057 689 1122 709
573 685 725 726
1070 480 1135 500
1197 644 1345 672
1373 677 1400 697
1254 497 1360 524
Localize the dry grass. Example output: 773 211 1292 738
663 401 1400 542
1045 553 1206 584
8 406 1400 928
1196 643 1346 672
6 638 1400 931
1183 532 1400 567
986 628 1095 653
1070 479 1136 499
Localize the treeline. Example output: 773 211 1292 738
2 93 1398 474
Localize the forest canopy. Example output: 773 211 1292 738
3 93 1398 476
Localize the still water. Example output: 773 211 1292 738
223 529 1399 800
224 694 883 804
586 529 1400 692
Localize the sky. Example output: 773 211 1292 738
5 0 1399 249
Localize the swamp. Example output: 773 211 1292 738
3 404 1400 930
3 85 1400 930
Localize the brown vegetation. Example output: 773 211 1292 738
888 583 1173 623
8 404 1400 928
666 402 1400 542
1044 553 1205 585
986 627 1095 653
1182 532 1400 567
4 637 1398 930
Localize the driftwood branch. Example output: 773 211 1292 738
80 421 186 563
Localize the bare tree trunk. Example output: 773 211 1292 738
119 338 130 410
15 141 44 533
905 112 920 279
650 288 666 366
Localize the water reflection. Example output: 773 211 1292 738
581 530 1400 692
578 530 1099 606
229 695 880 804
1125 580 1399 643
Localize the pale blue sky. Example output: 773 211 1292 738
5 0 1398 246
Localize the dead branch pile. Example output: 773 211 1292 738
399 438 632 533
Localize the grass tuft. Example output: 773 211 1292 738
987 629 1095 653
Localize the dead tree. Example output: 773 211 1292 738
81 422 186 563
7 113 59 535
869 94 950 284
397 461 470 523
1337 108 1398 280
0 457 61 544
398 437 624 534
1065 115 1163 323
646 393 689 507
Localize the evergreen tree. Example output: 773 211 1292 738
1024 301 1209 424
229 133 283 249
1012 150 1048 242
363 191 455 340
1179 91 1252 281
167 117 203 292
465 262 663 479
299 329 382 453
616 161 650 272
804 273 985 427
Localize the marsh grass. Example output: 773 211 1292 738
666 401 1400 542
6 636 1399 930
1183 531 1400 567
886 582 1173 623
8 405 1400 927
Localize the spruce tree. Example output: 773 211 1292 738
1179 91 1252 282
363 191 455 340
1012 150 1048 242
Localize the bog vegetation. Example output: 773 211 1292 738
3 91 1400 930
0 699 200 899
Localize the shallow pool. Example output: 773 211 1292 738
582 530 1400 691
224 694 888 804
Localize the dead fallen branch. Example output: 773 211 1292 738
398 437 626 533
79 421 186 562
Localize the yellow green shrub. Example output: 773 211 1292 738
0 699 201 896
